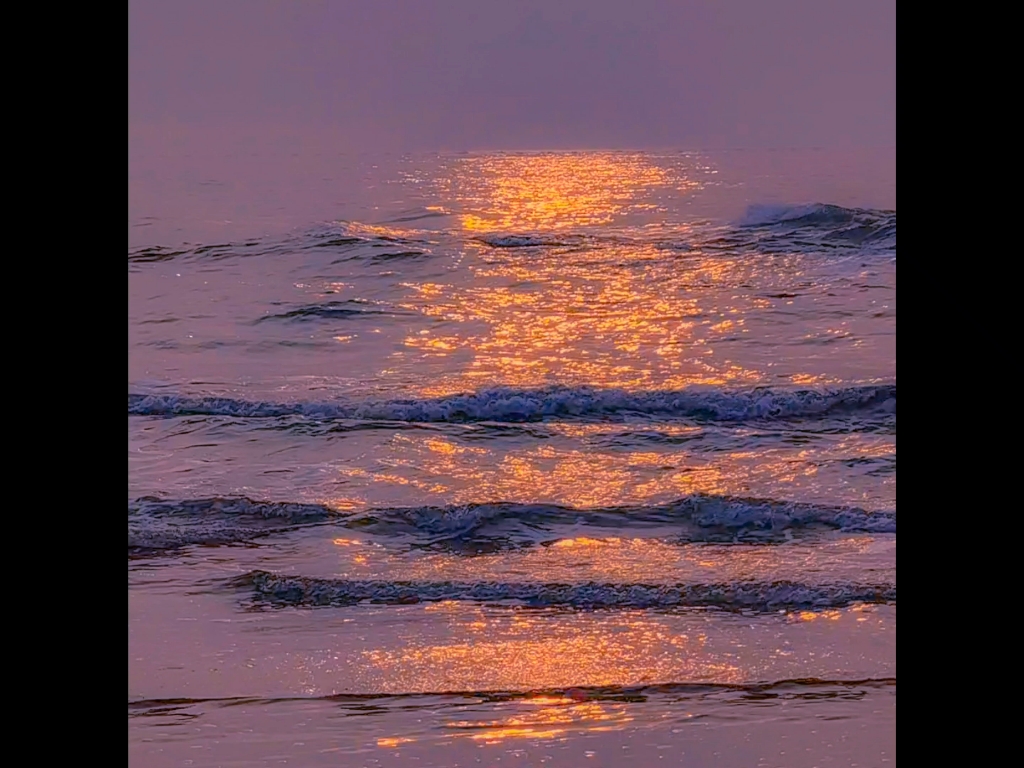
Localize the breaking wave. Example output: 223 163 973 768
127 493 894 554
235 570 896 612
128 384 895 425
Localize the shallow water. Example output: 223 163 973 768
128 147 895 765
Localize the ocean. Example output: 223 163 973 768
128 147 895 766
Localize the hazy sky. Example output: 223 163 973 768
129 0 894 151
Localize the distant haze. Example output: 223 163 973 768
129 0 895 151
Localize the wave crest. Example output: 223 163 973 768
128 497 339 555
475 234 585 248
735 203 896 251
128 384 895 425
236 570 896 612
127 494 895 555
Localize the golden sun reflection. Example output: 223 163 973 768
364 611 740 697
445 697 632 744
395 152 772 393
360 434 728 508
379 535 891 588
794 610 844 622
448 152 674 233
376 737 414 748
552 537 621 548
335 429 894 512
374 697 633 749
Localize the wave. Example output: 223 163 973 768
128 384 895 424
128 240 269 264
360 249 429 262
128 223 431 268
475 234 586 248
128 677 896 712
382 208 452 224
255 300 409 323
737 203 894 228
129 496 337 521
128 497 339 554
348 495 895 548
129 204 895 270
234 570 896 611
127 493 894 555
735 204 896 252
654 241 695 252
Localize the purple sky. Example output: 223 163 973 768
129 0 894 151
